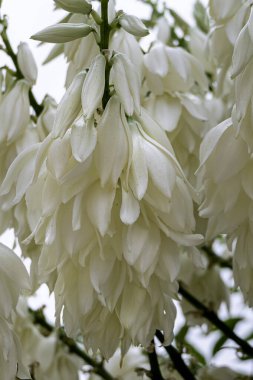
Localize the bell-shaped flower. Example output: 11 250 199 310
37 96 58 140
144 42 208 94
81 53 106 119
0 243 30 319
144 93 182 132
95 95 128 187
17 42 38 85
110 53 141 116
110 29 143 78
0 143 39 210
71 116 97 162
0 80 30 144
53 71 86 137
0 317 31 380
157 17 170 43
31 23 94 43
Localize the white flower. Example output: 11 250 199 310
53 71 86 137
54 0 92 15
0 80 30 144
157 17 170 44
31 23 94 43
17 42 38 85
144 93 182 132
95 95 128 186
110 53 141 116
144 42 208 94
118 13 149 37
110 29 143 78
0 243 30 319
37 96 58 140
81 53 106 119
0 317 31 380
71 116 97 162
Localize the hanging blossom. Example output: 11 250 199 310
197 117 253 305
142 39 209 184
0 1 203 358
0 43 40 235
206 0 249 116
198 0 253 306
0 244 31 380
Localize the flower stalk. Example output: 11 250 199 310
100 0 111 109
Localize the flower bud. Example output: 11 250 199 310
81 53 106 119
17 42 38 85
31 23 94 43
54 0 92 14
118 13 149 37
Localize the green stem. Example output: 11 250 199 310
1 26 43 116
100 0 111 109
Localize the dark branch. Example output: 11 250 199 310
100 0 111 109
202 245 233 269
179 284 253 358
155 330 197 380
147 340 164 380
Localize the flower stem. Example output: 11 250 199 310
100 0 111 109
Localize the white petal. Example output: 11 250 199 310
82 54 106 119
120 186 140 224
87 183 116 236
71 117 97 162
96 96 128 186
53 71 86 137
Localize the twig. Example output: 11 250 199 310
202 245 233 269
179 284 253 358
147 340 164 380
155 330 196 380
